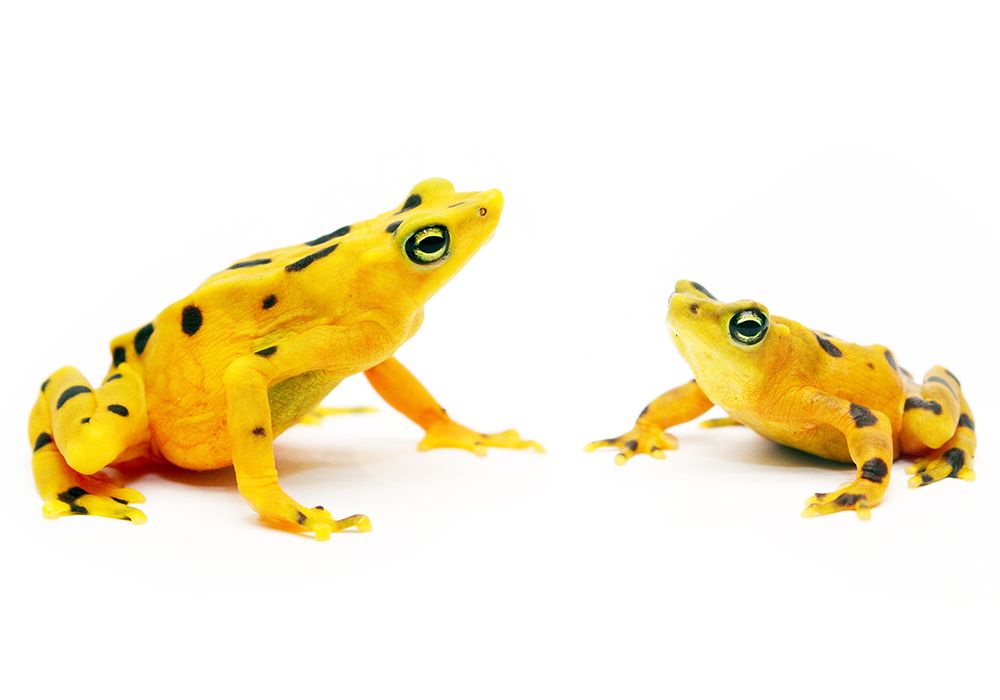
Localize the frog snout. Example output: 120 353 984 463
477 189 504 218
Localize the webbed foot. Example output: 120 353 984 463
42 471 147 524
249 490 371 541
585 427 679 465
802 479 886 520
419 420 544 456
906 447 975 487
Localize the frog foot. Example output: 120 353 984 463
801 479 886 520
42 471 147 524
906 447 975 487
418 420 545 456
299 405 377 425
259 503 372 541
585 427 679 465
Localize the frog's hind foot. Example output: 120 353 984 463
299 405 377 425
906 429 976 488
35 451 147 523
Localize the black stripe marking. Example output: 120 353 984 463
849 403 878 428
690 282 717 300
112 346 126 367
638 405 649 419
133 323 155 355
262 294 278 310
943 448 966 477
255 346 277 357
814 333 844 358
624 439 638 451
943 368 961 387
57 385 92 409
884 350 897 371
107 404 129 417
396 193 422 214
228 258 271 270
253 426 266 436
80 417 90 424
904 397 943 415
181 305 203 336
926 376 958 397
285 244 337 272
296 511 307 525
861 457 888 483
386 220 402 234
57 486 89 514
305 225 350 247
104 373 122 383
33 432 53 452
833 493 864 507
40 378 50 393
958 414 975 430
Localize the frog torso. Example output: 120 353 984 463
104 178 497 469
588 279 975 518
691 320 907 462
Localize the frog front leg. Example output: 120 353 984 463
585 380 714 464
797 389 895 520
363 357 543 455
224 326 376 539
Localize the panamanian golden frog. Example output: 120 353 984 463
586 280 976 518
29 178 542 539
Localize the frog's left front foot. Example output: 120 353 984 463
802 479 886 520
418 419 544 456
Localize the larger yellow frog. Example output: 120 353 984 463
29 178 541 539
587 280 976 518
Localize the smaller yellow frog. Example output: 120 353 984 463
586 281 976 518
29 178 542 539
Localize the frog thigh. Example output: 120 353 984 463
902 368 976 486
900 366 962 450
36 364 149 475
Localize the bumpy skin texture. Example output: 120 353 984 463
587 280 976 519
29 178 542 539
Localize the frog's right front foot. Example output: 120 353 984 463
585 425 679 465
248 490 371 541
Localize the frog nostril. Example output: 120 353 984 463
689 304 700 314
478 207 487 217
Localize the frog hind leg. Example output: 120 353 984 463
901 367 976 487
30 365 149 522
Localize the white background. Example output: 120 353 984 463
1 1 996 698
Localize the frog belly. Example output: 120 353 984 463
738 416 853 463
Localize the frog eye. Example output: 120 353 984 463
404 226 450 265
729 309 768 345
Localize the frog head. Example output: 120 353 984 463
666 280 792 395
353 178 504 312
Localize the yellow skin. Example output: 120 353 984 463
29 178 542 539
587 281 976 519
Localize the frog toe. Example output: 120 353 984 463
43 488 147 524
293 506 372 541
907 447 976 488
585 430 678 465
419 422 544 455
802 480 884 520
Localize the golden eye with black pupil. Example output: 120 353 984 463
405 226 450 265
729 309 768 345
